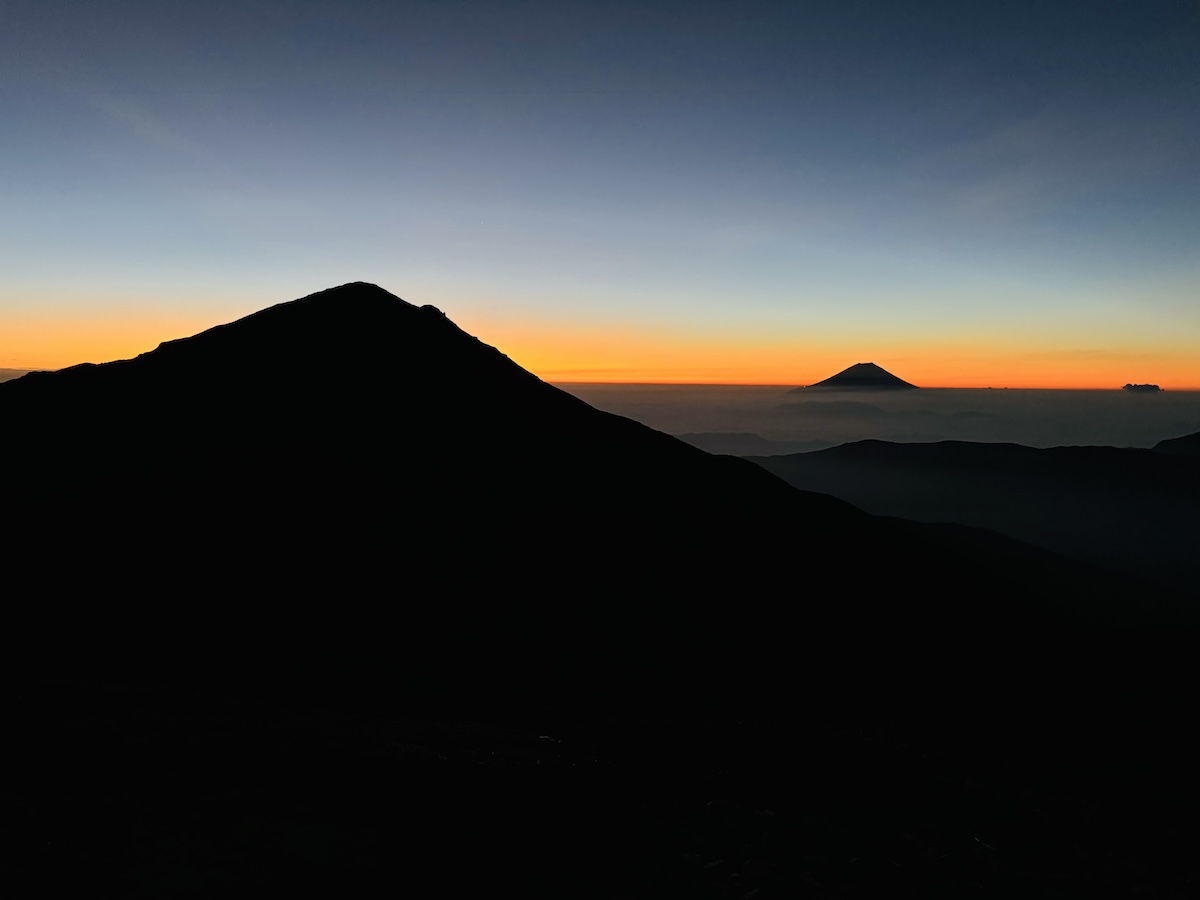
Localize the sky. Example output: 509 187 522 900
3 0 1198 387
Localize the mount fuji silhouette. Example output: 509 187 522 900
794 361 918 390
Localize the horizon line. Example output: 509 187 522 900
5 370 1194 392
550 381 1200 391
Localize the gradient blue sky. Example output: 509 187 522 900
4 0 1198 385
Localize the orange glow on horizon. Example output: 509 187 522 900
0 308 248 371
466 319 1200 391
4 307 1198 391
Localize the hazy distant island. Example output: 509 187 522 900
792 361 918 391
1123 383 1162 392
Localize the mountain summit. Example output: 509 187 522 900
1 282 874 701
796 361 918 390
2 282 1180 718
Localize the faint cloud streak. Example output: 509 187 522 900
81 88 214 163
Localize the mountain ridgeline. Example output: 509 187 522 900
751 437 1200 595
3 284 1191 718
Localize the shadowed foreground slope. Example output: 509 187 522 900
5 284 1197 898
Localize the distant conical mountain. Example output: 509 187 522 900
795 361 918 390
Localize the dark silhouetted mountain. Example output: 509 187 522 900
752 438 1200 594
4 285 1179 679
7 284 1199 899
0 367 31 382
792 361 918 391
3 283 1188 699
1124 382 1162 392
1154 429 1200 456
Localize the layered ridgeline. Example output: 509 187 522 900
2 284 1188 712
751 436 1200 595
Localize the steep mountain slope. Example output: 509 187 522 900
2 283 1185 714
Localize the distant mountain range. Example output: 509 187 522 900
674 431 834 455
793 361 918 390
750 434 1200 593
